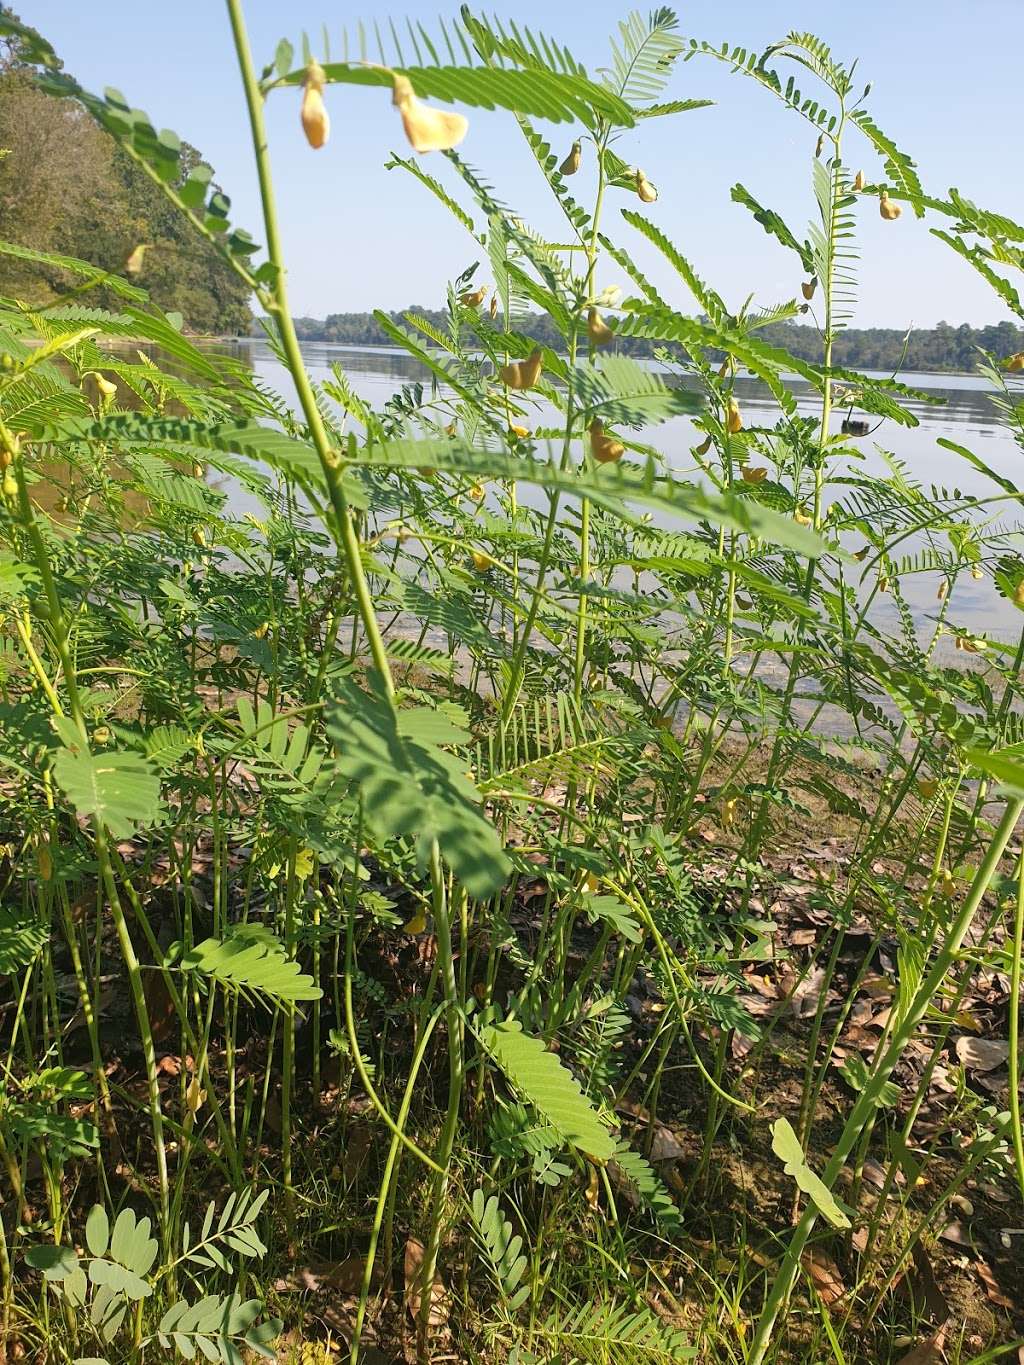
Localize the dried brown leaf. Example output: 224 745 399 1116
800 1247 846 1305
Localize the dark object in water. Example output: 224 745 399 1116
842 417 870 436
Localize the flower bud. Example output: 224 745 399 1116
459 286 488 307
853 170 865 191
879 192 902 221
509 424 530 439
694 435 712 456
95 373 116 400
588 417 625 464
587 307 615 348
815 133 824 157
971 566 983 580
489 294 499 320
192 527 207 549
1016 580 1024 607
878 574 889 593
726 398 743 434
301 62 329 149
937 579 948 601
469 481 485 502
2 470 17 501
635 168 658 203
794 509 812 526
393 74 467 153
560 140 581 176
741 466 768 484
471 550 491 572
124 244 148 275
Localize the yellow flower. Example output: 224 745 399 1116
468 481 485 502
635 168 657 203
124 243 148 275
294 846 315 880
301 61 329 149
498 346 543 390
794 508 813 526
588 417 625 464
392 74 467 153
560 140 581 176
587 307 615 348
404 911 428 934
1006 352 1024 372
471 550 492 572
694 434 712 456
801 277 817 301
509 424 530 439
936 579 948 601
879 192 902 221
726 398 743 434
489 294 499 320
917 778 938 799
853 170 865 191
459 286 488 308
741 466 768 485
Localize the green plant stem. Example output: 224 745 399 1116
746 795 1024 1365
1009 845 1024 1204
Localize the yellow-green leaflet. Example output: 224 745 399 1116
770 1118 851 1230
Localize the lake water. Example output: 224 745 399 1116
233 339 1024 643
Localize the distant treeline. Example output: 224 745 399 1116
268 311 1024 374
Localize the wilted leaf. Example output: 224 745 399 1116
895 1327 946 1365
954 1037 1009 1072
403 1238 447 1328
800 1247 846 1305
975 1259 1013 1309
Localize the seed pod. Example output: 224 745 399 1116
36 843 53 882
635 168 658 203
917 778 939 799
459 286 488 308
1006 352 1024 372
588 417 625 464
726 398 743 434
801 277 818 301
509 424 530 439
879 192 902 221
694 434 713 456
741 466 768 485
124 244 148 275
489 294 499 320
936 578 949 601
471 550 491 572
301 61 329 149
587 307 615 348
499 346 544 390
469 481 485 502
392 74 468 153
560 140 582 176
853 170 865 192
794 509 813 526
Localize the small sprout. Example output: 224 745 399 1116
392 74 467 154
741 466 768 485
300 61 329 149
853 169 866 192
459 285 488 308
587 307 615 348
498 346 544 390
879 192 902 221
801 277 818 301
588 417 624 464
635 168 658 203
726 397 743 434
559 139 581 176
124 243 148 275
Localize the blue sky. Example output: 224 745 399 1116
30 1 1024 328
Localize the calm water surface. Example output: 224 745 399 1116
229 339 1024 642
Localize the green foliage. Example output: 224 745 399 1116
481 1020 616 1162
469 1189 530 1309
180 927 322 1004
52 747 162 838
770 1118 851 1229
